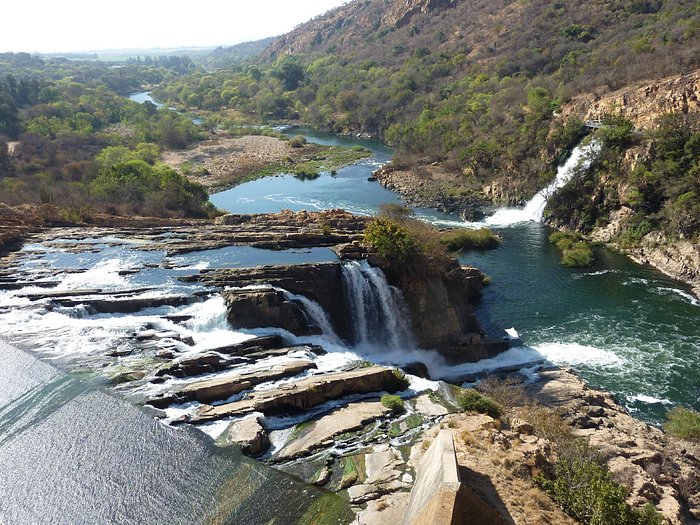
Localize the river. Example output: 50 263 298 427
212 127 700 425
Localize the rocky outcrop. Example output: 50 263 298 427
526 368 700 523
373 164 485 216
621 231 700 298
263 0 457 60
191 366 408 422
19 209 367 257
150 359 317 407
560 69 700 131
385 0 457 28
225 287 320 336
204 263 352 339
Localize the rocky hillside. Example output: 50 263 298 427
157 0 700 214
561 70 700 131
547 71 700 294
262 0 458 58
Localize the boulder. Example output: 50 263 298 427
154 352 233 378
225 287 319 336
216 416 270 457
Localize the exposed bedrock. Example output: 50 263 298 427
214 263 352 341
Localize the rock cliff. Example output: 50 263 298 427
560 69 700 131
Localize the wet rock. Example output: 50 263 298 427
178 359 317 404
225 287 319 336
205 263 351 340
111 370 146 384
216 416 270 457
276 401 392 460
162 314 193 324
57 295 198 314
192 366 408 422
400 361 430 379
154 352 231 378
206 335 285 355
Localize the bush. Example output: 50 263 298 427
381 394 406 414
439 227 500 251
537 439 664 525
549 231 593 267
456 388 503 418
289 135 307 148
391 369 411 391
664 406 700 442
476 375 525 408
364 217 420 268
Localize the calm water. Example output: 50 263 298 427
211 128 700 425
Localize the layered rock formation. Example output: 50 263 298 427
561 69 700 131
192 250 509 365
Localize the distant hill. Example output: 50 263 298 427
202 38 276 69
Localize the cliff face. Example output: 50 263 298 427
560 69 700 130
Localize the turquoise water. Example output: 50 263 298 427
211 128 700 425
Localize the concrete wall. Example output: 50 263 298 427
401 429 506 525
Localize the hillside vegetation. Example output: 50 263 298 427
154 0 700 202
0 53 215 219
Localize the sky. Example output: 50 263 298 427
0 0 350 54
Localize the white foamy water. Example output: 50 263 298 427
656 287 700 306
505 327 520 339
439 341 624 381
56 258 132 291
481 140 601 227
629 394 672 405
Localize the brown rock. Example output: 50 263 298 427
216 416 270 457
191 366 407 422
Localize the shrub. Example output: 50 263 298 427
364 217 420 268
391 369 411 391
537 439 664 525
664 406 700 442
518 402 574 445
381 394 406 414
477 375 526 408
456 388 503 418
289 135 307 148
549 231 593 267
439 227 500 251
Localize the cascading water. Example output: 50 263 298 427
484 139 601 227
283 291 342 345
340 260 414 349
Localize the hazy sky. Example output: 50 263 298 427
1 0 350 53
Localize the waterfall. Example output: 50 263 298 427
340 260 414 349
484 139 601 227
283 291 342 345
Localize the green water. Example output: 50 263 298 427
212 128 700 425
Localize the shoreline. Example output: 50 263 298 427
162 131 372 194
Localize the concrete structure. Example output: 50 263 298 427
402 430 505 525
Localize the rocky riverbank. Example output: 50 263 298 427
591 220 700 299
355 367 699 525
373 164 488 219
